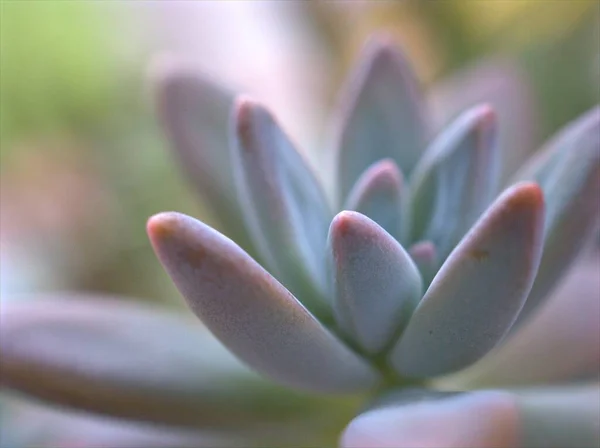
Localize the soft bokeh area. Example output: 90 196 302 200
1 1 599 446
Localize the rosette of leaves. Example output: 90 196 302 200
1 35 599 447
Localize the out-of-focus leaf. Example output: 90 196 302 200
1 392 238 448
341 386 600 448
148 212 379 393
409 241 438 286
390 183 545 378
344 159 405 243
514 385 600 448
409 104 499 259
231 98 332 316
444 253 600 387
340 389 518 448
334 34 430 205
0 295 353 439
328 211 422 354
513 106 600 323
430 58 538 185
151 57 255 253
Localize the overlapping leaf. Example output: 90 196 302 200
409 104 499 259
344 159 405 243
334 35 430 205
513 107 600 323
148 212 379 393
151 56 255 252
390 183 545 377
328 211 422 354
231 98 332 316
0 295 347 433
430 58 538 184
449 253 600 387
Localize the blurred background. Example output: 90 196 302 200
1 1 599 446
1 0 598 307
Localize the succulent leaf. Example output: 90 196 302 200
341 386 600 448
513 106 600 323
340 389 518 448
515 385 600 448
409 104 499 259
147 212 379 393
344 159 405 243
390 183 545 378
334 35 430 205
0 295 342 431
451 253 600 387
231 98 333 315
430 58 538 185
1 394 238 448
150 57 255 253
408 240 438 286
328 211 423 354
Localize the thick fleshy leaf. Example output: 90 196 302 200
515 385 600 448
328 211 422 354
341 389 518 448
344 159 405 242
445 253 600 387
430 58 538 185
148 212 379 393
0 295 351 435
334 34 430 205
409 104 499 258
513 107 600 323
409 241 438 286
341 386 600 448
390 183 545 378
1 393 236 448
150 57 254 252
231 98 332 316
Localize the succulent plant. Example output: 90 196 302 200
1 35 599 447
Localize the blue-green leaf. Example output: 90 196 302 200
150 57 254 252
148 212 379 393
390 183 545 378
409 241 438 286
452 253 600 387
513 106 600 323
430 58 538 185
334 35 430 206
231 98 332 316
328 211 422 354
409 104 499 259
344 159 405 243
515 386 600 448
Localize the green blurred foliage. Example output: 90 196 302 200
0 1 119 155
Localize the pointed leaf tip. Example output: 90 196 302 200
514 106 600 323
148 212 379 393
391 182 545 377
345 159 405 241
231 98 333 316
149 63 257 254
329 211 422 354
233 96 264 148
334 35 430 205
409 103 499 259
